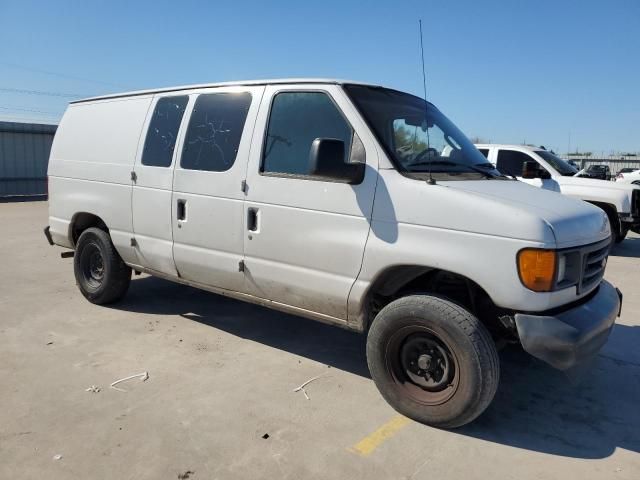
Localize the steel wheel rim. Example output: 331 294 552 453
80 243 105 289
385 325 460 406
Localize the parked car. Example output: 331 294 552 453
45 79 622 428
476 144 640 242
575 164 612 180
616 168 640 185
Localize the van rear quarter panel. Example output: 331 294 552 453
48 97 153 262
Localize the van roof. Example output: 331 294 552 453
70 78 380 104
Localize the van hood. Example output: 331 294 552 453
444 180 610 247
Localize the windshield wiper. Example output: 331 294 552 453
406 160 503 179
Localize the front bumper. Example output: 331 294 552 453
619 213 640 233
514 280 621 370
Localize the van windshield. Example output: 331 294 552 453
344 85 504 180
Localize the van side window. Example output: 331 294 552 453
181 92 252 172
262 92 353 176
141 96 189 167
477 149 489 158
496 150 532 175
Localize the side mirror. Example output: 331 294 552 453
522 160 550 179
308 138 364 184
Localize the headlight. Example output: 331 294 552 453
517 248 557 292
517 249 581 292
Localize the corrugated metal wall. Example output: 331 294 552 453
0 121 57 198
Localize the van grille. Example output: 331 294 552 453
632 189 640 217
580 242 609 293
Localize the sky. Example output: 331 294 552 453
0 0 638 155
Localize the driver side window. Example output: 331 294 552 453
497 150 536 176
262 91 353 176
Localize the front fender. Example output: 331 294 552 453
559 184 631 213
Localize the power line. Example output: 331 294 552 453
0 61 128 89
0 105 62 116
0 87 89 99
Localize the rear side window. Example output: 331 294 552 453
141 96 189 167
262 92 353 175
181 92 252 172
477 149 489 158
496 150 532 175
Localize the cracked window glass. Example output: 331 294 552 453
262 92 353 175
141 96 188 167
181 92 252 172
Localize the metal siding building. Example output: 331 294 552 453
0 121 57 198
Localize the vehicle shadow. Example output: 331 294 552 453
117 276 370 377
610 234 640 258
458 325 640 458
115 276 640 459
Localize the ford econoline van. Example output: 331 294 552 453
44 79 622 427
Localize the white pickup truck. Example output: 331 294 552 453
475 144 640 242
44 79 622 428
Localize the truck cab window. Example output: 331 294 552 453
478 149 489 158
496 150 534 176
262 92 353 175
141 96 189 167
181 92 252 172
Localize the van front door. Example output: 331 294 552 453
171 86 264 291
132 95 189 276
242 85 378 321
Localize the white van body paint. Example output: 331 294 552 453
48 80 612 331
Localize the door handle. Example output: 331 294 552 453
177 199 187 221
247 207 259 232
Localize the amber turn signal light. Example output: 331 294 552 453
517 249 557 292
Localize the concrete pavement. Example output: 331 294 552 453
1 201 639 479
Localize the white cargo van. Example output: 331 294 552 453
475 144 640 241
45 79 621 428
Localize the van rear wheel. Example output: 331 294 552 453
366 295 499 428
74 227 131 304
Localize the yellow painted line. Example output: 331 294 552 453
349 415 411 457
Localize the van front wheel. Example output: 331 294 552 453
74 227 131 304
367 295 499 428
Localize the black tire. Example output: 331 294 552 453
603 208 625 244
74 227 131 304
617 225 629 243
366 295 499 429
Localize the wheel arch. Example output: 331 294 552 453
69 212 109 247
587 201 621 237
359 264 510 338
